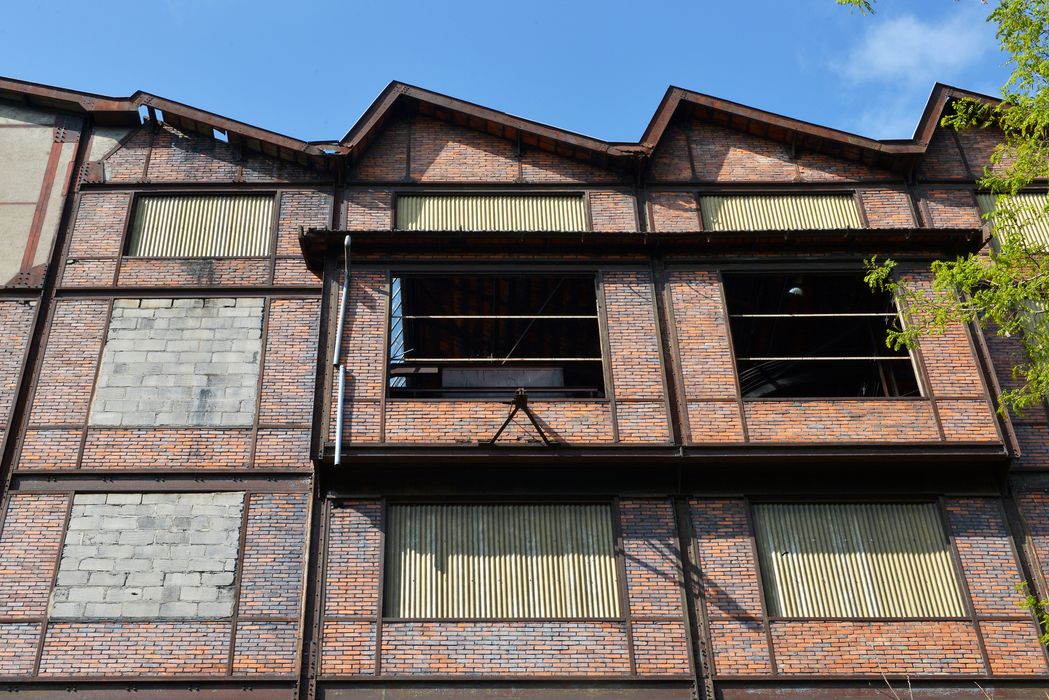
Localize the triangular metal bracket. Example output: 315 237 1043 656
479 388 562 447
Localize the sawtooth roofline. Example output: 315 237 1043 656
0 75 1001 168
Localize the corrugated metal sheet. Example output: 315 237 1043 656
384 504 620 618
395 195 587 232
977 193 1049 248
700 195 861 231
752 503 965 618
128 195 274 257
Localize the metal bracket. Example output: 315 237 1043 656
479 388 562 447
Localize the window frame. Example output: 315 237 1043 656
390 190 593 233
375 498 629 623
122 190 279 260
719 266 927 401
383 267 610 402
747 498 973 623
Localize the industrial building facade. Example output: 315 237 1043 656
0 76 1047 699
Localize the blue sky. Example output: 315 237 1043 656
0 0 1008 143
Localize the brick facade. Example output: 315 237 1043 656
0 80 1043 699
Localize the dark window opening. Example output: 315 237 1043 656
388 275 604 398
722 272 920 399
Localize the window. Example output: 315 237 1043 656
700 194 861 231
127 194 274 257
977 192 1049 249
722 271 920 398
388 274 604 398
384 504 621 618
395 194 587 232
752 503 966 618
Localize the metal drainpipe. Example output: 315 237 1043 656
333 235 351 466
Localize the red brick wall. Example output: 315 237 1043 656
603 272 670 443
770 621 984 675
667 269 743 445
922 188 982 228
650 121 894 183
382 400 614 445
332 269 674 447
590 191 637 232
379 621 630 675
117 258 271 287
917 128 969 181
690 497 1046 678
259 298 320 469
861 187 917 228
648 191 700 231
319 499 690 679
0 494 68 618
620 499 692 677
743 400 940 442
0 624 40 675
238 493 309 618
26 298 108 428
101 124 328 184
351 113 622 186
0 300 35 432
233 621 299 675
324 501 382 617
18 292 318 473
39 621 230 676
690 499 771 676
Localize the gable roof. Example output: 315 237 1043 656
0 75 342 167
0 76 1000 173
639 83 1000 172
340 82 644 171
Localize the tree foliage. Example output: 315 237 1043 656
847 0 1049 414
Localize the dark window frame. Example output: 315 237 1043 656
721 269 924 400
385 271 607 400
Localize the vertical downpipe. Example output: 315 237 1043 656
333 235 351 466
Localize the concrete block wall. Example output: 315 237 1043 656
88 298 263 428
50 492 244 619
19 295 317 472
0 488 309 678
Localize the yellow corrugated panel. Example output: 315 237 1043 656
752 503 965 618
384 504 621 618
128 195 274 257
395 195 587 232
700 195 861 231
977 193 1049 248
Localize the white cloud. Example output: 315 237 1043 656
835 6 995 86
850 94 924 139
